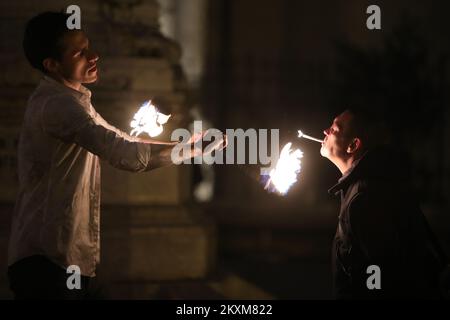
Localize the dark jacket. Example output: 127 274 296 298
329 146 446 299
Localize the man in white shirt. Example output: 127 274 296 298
8 11 223 299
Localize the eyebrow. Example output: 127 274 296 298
332 119 341 130
70 40 89 54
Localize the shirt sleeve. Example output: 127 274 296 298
90 107 140 142
41 94 154 172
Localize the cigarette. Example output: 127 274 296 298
297 130 323 144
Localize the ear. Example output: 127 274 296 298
346 138 361 154
42 58 59 74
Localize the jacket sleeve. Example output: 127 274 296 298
41 93 155 172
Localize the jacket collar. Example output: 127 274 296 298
328 151 367 196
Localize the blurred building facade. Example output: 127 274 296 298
0 0 216 299
0 0 449 299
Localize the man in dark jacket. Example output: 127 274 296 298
320 109 446 299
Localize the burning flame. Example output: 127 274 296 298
130 100 171 137
265 142 303 195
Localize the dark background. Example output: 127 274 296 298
0 0 449 299
199 0 450 299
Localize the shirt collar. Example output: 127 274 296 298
41 75 92 101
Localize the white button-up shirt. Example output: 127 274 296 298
8 76 154 276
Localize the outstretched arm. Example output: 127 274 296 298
41 95 226 171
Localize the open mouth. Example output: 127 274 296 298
87 65 97 73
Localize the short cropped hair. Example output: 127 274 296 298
345 107 391 149
23 11 71 73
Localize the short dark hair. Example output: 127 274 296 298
23 11 71 73
345 107 391 149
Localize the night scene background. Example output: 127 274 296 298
0 0 449 299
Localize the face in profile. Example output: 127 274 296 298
52 30 99 84
320 111 354 164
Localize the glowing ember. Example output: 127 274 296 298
130 100 171 137
265 142 303 195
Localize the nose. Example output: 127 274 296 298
323 128 330 136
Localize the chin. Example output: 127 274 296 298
320 146 328 158
83 75 98 84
